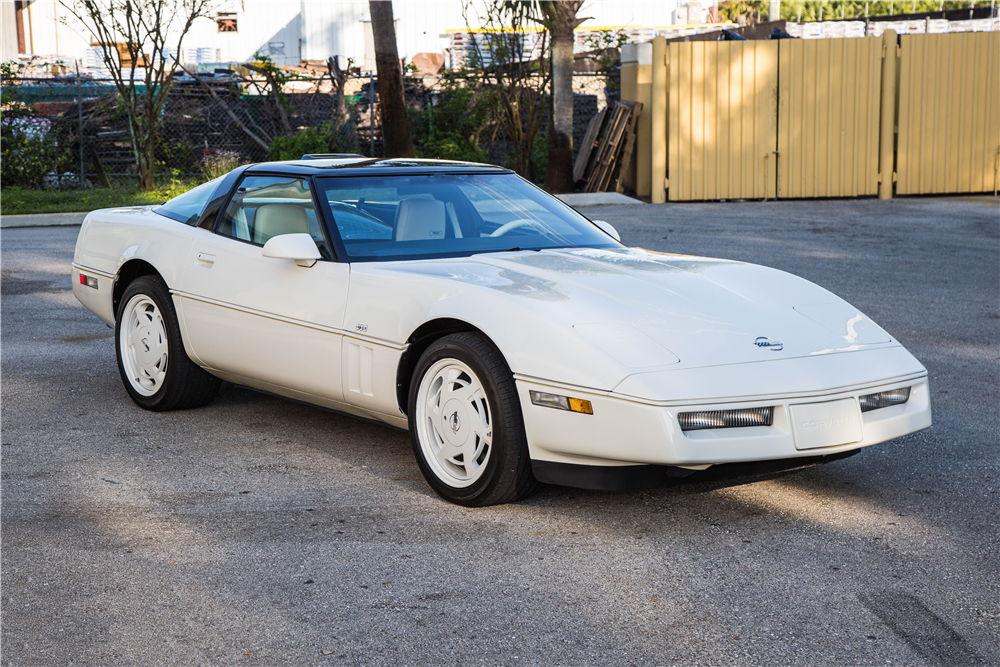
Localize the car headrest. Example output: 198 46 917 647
253 204 311 244
394 199 446 241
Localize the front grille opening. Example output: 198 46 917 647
678 407 774 432
859 386 911 413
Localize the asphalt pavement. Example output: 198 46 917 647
2 196 998 666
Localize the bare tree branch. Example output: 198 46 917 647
176 62 272 150
60 0 212 189
244 62 293 136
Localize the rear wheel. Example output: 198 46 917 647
115 276 220 411
409 332 537 506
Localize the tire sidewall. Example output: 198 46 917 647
408 335 522 506
114 276 182 410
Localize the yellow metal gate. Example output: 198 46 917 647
896 33 1000 195
777 37 883 198
667 41 778 201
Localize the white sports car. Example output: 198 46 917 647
72 157 932 506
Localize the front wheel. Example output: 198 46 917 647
408 332 537 506
115 276 220 411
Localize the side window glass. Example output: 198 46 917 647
154 177 220 226
217 175 332 260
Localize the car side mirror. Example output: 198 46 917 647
592 220 621 243
261 233 321 268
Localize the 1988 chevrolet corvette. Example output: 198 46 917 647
72 156 931 506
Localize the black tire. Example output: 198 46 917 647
114 275 221 411
408 332 538 507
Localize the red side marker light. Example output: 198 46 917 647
80 274 98 289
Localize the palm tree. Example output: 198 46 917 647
523 1 587 193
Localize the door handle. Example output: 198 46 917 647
196 252 216 267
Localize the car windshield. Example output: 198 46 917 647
316 172 620 260
154 177 221 225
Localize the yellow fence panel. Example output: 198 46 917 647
897 32 1000 195
668 41 778 201
778 37 883 198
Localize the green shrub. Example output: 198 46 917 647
411 85 489 165
199 148 243 180
0 119 70 189
268 119 358 161
1 67 70 189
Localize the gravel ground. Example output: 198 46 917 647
2 196 998 666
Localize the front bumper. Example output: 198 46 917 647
516 350 931 469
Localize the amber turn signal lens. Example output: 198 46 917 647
529 390 593 415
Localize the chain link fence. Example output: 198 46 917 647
2 72 614 190
3 74 376 190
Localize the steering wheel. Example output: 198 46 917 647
490 218 543 237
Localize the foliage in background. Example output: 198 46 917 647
156 137 199 177
515 0 586 193
60 0 212 190
582 29 630 79
1 180 198 215
410 83 489 163
720 0 983 24
1 64 71 189
267 119 359 161
244 51 305 137
460 0 551 181
247 52 299 109
530 126 548 182
199 148 243 180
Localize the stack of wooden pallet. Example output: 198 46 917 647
572 100 643 194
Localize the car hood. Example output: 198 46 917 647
387 247 896 374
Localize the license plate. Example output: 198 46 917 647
790 398 863 450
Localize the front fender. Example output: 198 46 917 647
345 261 634 391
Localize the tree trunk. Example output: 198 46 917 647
139 121 156 190
369 1 415 158
542 4 582 193
327 55 350 121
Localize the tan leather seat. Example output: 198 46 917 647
253 204 311 244
394 199 446 241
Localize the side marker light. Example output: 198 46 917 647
529 390 593 415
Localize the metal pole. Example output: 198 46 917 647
878 30 897 200
76 61 84 190
650 36 667 204
369 70 374 157
769 0 780 22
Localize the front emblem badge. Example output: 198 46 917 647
755 336 783 351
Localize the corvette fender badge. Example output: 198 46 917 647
755 336 783 351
